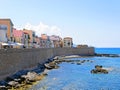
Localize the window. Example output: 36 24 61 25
0 25 7 30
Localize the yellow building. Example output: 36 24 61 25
63 37 73 48
0 19 14 41
23 29 35 48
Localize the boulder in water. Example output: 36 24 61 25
91 65 108 74
44 62 59 69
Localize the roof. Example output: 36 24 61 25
23 32 28 34
23 29 34 35
49 35 60 41
41 34 48 40
64 37 72 39
0 18 14 26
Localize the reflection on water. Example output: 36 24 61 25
30 56 120 90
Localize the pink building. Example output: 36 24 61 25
13 29 24 43
49 35 62 48
39 34 50 48
13 29 29 48
39 34 62 48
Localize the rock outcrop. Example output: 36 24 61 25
44 62 59 69
91 65 108 74
95 53 119 57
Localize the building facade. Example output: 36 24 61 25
0 19 14 42
23 32 29 48
49 35 62 48
63 37 73 48
39 34 51 48
0 25 7 42
13 29 24 43
23 29 36 48
13 29 29 48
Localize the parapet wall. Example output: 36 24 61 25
0 47 94 80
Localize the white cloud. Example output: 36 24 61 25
24 22 62 37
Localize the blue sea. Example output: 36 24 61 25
30 48 120 90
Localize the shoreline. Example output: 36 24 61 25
0 53 119 90
0 54 88 90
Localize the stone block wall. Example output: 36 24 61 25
0 47 94 80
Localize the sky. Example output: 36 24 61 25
0 0 120 47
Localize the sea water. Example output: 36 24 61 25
30 48 120 90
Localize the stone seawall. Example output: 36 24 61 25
0 47 94 80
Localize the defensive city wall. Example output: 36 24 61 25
0 47 95 80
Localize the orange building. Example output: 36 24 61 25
41 34 48 40
0 19 14 41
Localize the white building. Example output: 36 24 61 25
0 25 8 42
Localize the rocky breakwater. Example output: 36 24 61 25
0 72 47 90
44 61 60 70
0 64 47 90
44 56 94 70
45 56 109 75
